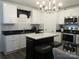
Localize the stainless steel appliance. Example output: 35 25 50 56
62 33 76 43
64 16 79 24
62 33 77 52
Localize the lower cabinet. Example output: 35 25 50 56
5 38 17 52
54 32 62 42
4 34 26 54
16 34 26 49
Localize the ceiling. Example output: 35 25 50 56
3 0 79 9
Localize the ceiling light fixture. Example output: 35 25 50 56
36 0 63 13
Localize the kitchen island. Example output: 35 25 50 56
26 33 58 59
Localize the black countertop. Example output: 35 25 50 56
2 30 34 35
2 29 43 35
56 30 79 34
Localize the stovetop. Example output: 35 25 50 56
56 30 79 34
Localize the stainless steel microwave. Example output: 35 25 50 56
64 16 79 24
62 33 79 44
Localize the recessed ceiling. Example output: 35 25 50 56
3 0 79 9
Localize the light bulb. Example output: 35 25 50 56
58 2 63 7
42 1 45 5
70 17 73 18
36 1 40 5
53 0 56 4
53 6 56 11
45 6 48 10
4 3 7 7
40 4 43 8
53 6 56 9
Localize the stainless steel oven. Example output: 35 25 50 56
62 33 77 52
62 33 76 43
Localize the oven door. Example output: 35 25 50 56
62 33 76 43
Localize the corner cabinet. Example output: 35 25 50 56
2 2 17 24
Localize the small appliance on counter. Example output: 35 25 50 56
56 24 64 32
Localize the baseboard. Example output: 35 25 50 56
2 47 26 55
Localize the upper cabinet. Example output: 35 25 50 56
2 2 17 24
67 7 79 16
32 9 43 24
57 10 65 24
43 13 57 32
57 6 79 24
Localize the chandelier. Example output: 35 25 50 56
36 0 63 13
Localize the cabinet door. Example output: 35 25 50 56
14 35 21 49
20 37 26 48
32 9 41 24
22 34 26 48
54 33 62 42
0 39 2 52
3 2 17 24
4 34 26 53
67 7 79 16
57 10 65 24
44 13 57 32
5 36 17 52
18 34 26 49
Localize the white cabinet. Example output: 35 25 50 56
57 10 71 24
66 7 79 16
57 10 65 24
57 7 79 24
44 13 57 32
4 35 17 54
0 39 2 52
32 9 43 24
4 34 26 54
2 2 17 24
17 34 26 49
54 32 62 42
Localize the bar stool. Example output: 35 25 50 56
35 44 54 59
